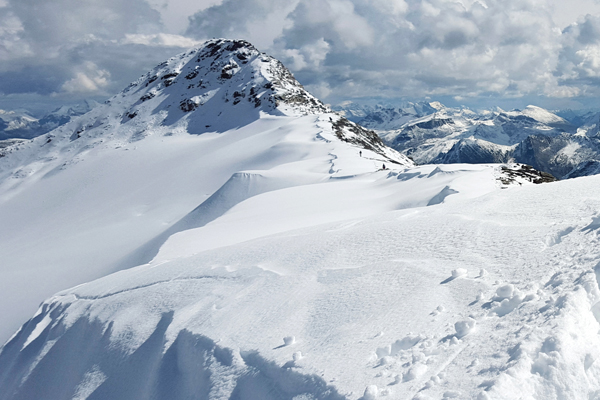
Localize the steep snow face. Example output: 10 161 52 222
1 166 600 400
520 105 570 127
0 39 411 344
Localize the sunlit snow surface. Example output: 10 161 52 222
3 140 600 398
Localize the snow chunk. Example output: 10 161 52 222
455 318 476 338
363 385 379 400
403 363 428 381
531 352 558 377
377 335 423 358
293 351 303 361
495 284 514 299
491 293 525 317
283 336 296 346
451 268 467 278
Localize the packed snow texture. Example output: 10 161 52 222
2 40 600 400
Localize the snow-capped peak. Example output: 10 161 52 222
428 101 445 110
108 38 329 135
520 105 568 126
0 39 409 169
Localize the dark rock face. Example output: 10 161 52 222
432 139 511 165
498 164 558 186
512 135 574 179
564 160 600 179
407 118 454 130
331 117 405 164
179 99 198 112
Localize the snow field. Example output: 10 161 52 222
5 170 600 398
0 107 411 345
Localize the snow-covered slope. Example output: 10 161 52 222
0 39 411 344
1 163 598 400
520 105 571 128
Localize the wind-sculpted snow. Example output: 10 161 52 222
0 312 344 400
3 172 600 398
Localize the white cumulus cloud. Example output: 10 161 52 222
2 0 600 111
61 62 110 94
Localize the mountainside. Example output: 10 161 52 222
0 39 411 345
1 162 598 400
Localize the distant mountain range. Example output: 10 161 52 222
336 102 600 179
0 100 99 141
4 95 600 181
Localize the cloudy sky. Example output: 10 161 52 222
2 0 600 114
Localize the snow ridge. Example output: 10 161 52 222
0 39 412 345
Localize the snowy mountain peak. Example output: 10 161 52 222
110 38 329 135
0 39 411 168
521 105 567 124
428 101 445 110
